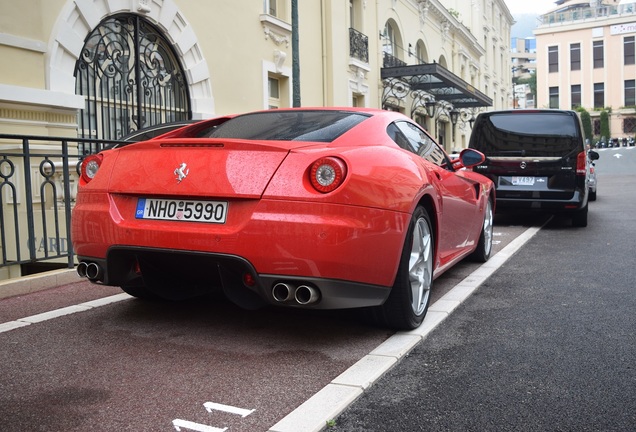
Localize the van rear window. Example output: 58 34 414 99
471 112 582 157
489 113 578 136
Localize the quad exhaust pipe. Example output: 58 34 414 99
272 282 320 305
76 261 103 282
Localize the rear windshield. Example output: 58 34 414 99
470 112 583 157
203 110 369 142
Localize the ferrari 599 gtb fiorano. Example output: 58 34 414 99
72 108 495 330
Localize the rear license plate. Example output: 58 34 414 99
512 176 535 186
135 198 228 223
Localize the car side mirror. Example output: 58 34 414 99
588 150 599 161
459 148 486 168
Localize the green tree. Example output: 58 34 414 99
518 73 537 106
600 110 610 140
577 108 593 142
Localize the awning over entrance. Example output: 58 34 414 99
381 63 492 109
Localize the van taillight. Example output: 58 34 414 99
576 151 586 175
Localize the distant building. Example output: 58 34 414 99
535 0 636 138
511 37 537 108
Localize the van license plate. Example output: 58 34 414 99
512 176 535 186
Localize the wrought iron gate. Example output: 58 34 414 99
75 14 191 140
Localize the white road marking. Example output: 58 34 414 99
203 402 255 417
172 419 226 432
0 293 130 334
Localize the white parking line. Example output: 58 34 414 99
0 293 130 334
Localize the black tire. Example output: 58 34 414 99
572 203 588 227
373 206 434 330
469 198 494 263
589 189 597 201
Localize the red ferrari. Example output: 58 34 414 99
72 107 494 330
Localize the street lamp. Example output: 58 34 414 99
425 100 437 118
449 108 460 125
425 100 438 140
449 108 460 142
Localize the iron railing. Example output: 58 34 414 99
383 52 407 68
0 134 119 274
349 28 369 63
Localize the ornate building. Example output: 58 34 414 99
0 0 512 279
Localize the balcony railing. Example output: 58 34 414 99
383 52 407 68
0 134 119 275
540 4 635 25
349 28 369 63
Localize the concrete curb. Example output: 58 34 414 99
0 268 81 300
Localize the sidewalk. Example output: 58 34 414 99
0 268 81 300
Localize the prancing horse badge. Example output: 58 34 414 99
174 162 189 183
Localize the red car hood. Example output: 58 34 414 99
107 138 306 198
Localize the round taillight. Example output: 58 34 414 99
80 154 103 183
309 157 347 193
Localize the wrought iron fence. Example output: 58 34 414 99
0 134 119 275
349 28 369 63
383 52 407 68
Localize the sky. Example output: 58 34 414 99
504 0 556 14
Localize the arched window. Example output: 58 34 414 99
415 40 428 64
382 20 405 67
75 14 191 140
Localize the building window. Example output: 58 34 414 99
382 21 406 67
570 43 581 71
264 0 277 16
349 0 364 30
571 84 581 109
268 76 280 109
594 83 604 108
549 86 559 108
626 80 636 106
625 36 635 65
548 46 559 73
415 41 427 64
623 117 636 134
593 41 604 68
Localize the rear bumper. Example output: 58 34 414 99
495 189 587 211
77 247 391 309
72 194 409 306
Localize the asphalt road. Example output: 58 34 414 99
1 147 633 431
331 171 636 430
0 211 536 432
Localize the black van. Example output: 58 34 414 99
468 109 599 227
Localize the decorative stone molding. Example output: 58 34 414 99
263 25 290 47
260 14 291 48
349 65 369 94
0 108 76 126
417 0 430 27
273 49 287 73
441 20 451 43
137 0 151 14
